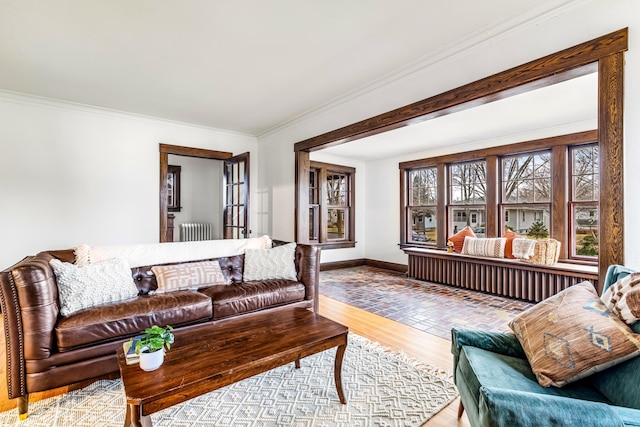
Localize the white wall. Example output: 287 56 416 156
0 93 257 268
259 0 640 268
167 154 223 241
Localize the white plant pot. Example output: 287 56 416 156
139 349 164 371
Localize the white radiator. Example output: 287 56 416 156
179 223 213 241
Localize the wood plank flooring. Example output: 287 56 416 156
0 297 471 426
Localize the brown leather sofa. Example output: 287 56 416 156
0 242 320 419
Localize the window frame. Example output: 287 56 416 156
406 166 439 245
447 159 488 237
399 131 599 264
569 143 600 260
308 161 356 249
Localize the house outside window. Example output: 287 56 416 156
407 167 437 243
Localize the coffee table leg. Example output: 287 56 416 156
125 403 153 427
334 343 347 404
295 358 301 369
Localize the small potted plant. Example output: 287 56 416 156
134 325 174 371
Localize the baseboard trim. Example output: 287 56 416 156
320 258 407 274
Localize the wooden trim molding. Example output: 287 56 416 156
320 258 407 274
294 29 626 152
294 28 627 293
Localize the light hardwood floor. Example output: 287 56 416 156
0 297 471 426
319 295 470 427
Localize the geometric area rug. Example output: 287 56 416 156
0 334 458 427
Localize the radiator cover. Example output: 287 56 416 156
404 248 598 303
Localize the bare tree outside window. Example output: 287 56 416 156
449 161 487 236
501 152 551 234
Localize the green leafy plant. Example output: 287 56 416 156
577 232 599 256
134 325 174 354
527 221 550 239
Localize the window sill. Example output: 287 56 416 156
312 241 356 250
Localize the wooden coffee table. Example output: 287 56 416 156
117 307 348 427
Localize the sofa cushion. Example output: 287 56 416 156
151 260 229 293
199 280 305 319
509 281 640 387
55 291 212 351
243 242 297 281
601 271 640 325
50 258 139 316
461 237 506 258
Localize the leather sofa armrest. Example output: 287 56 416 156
479 386 625 427
294 244 320 312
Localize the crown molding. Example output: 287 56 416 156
0 89 257 142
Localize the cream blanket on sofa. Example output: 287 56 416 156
75 236 272 268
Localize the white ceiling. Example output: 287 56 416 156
319 72 597 162
0 0 579 142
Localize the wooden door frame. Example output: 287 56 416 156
159 144 233 242
293 28 627 287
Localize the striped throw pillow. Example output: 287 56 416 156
461 237 506 258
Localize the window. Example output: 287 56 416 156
407 167 437 244
308 161 355 248
571 144 599 258
501 151 551 236
449 160 486 237
399 132 599 263
309 168 319 241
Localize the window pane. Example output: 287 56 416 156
503 206 550 235
410 167 437 205
327 173 347 206
449 207 486 237
572 145 599 202
410 207 436 243
502 151 551 204
449 161 486 204
309 207 318 241
327 208 347 240
574 205 598 256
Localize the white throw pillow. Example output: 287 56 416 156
601 272 640 325
461 237 506 258
50 257 139 316
243 242 297 281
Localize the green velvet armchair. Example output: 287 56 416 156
451 265 640 427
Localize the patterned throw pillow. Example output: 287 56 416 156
447 226 476 254
151 260 229 293
243 242 297 281
503 230 521 259
461 237 506 258
509 281 640 387
601 272 640 325
50 257 139 316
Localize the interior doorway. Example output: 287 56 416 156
159 144 250 243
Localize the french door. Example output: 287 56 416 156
223 152 250 239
